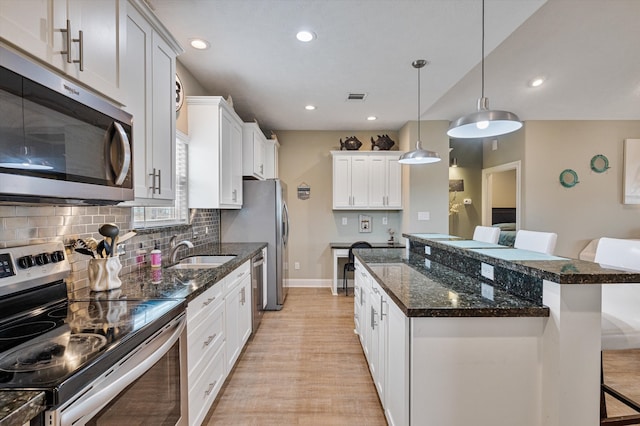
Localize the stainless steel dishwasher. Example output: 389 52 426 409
251 250 264 332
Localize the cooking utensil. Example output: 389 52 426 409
96 240 110 258
98 224 119 257
73 239 95 258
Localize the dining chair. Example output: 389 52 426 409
513 230 558 255
596 238 640 423
472 226 500 244
343 241 372 296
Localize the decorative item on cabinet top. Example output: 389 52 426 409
175 74 184 111
340 136 363 151
371 134 395 150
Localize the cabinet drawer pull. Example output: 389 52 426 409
202 296 216 307
204 333 217 346
205 380 218 396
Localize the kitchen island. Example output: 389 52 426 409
353 234 640 426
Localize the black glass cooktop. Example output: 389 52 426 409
0 291 184 404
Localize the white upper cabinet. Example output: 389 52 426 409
264 137 280 179
0 0 126 104
188 96 244 209
122 0 182 205
242 122 266 180
331 151 403 210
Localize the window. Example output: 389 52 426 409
132 132 189 227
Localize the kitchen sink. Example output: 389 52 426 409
167 255 236 270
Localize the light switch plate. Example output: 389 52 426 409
424 259 431 269
342 217 348 225
424 246 431 255
418 211 430 221
481 262 494 280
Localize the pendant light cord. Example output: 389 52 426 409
417 62 421 144
481 0 485 99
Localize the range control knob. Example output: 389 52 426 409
35 253 52 265
17 255 35 269
51 251 65 263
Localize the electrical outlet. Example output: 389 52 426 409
481 283 494 301
116 244 126 256
418 211 430 221
424 246 431 255
342 217 348 225
481 263 494 280
382 216 388 225
294 262 300 270
463 198 472 205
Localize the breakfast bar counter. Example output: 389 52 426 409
356 232 640 426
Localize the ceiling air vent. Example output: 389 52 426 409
346 93 367 101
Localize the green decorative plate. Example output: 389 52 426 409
590 154 610 173
559 169 579 188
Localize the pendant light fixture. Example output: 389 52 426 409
447 0 522 139
398 59 441 165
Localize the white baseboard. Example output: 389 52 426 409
286 278 331 288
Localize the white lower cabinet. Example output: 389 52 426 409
186 260 253 426
225 261 252 371
354 259 407 426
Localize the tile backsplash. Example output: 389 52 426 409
0 205 220 292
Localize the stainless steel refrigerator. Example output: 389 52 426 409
221 179 289 310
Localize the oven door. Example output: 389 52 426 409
46 313 187 426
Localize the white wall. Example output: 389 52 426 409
492 169 517 207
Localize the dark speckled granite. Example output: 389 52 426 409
406 233 640 285
70 242 266 302
0 391 45 426
353 248 549 318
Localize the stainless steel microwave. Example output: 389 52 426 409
0 45 133 205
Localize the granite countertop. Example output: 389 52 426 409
70 242 266 302
405 233 640 284
0 391 45 426
354 248 549 318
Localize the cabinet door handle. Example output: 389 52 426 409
205 381 218 396
72 30 84 71
232 189 237 202
204 333 217 346
380 299 387 320
61 20 73 63
202 296 216 307
149 168 161 194
240 287 245 305
370 305 377 330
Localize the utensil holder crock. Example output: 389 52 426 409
88 256 122 292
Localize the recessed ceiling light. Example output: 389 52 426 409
296 30 316 42
189 38 210 50
367 116 377 121
305 105 316 111
529 77 545 87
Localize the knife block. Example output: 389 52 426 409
88 256 122 292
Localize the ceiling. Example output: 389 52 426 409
148 0 640 135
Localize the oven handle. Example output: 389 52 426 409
56 313 185 425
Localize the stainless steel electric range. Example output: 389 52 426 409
0 242 187 425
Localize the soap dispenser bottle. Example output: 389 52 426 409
150 241 162 268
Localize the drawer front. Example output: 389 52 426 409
187 280 225 324
226 261 251 293
188 343 226 426
187 300 225 376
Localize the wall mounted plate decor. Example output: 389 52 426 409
590 154 610 173
175 73 184 111
559 169 579 188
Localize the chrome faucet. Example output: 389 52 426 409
169 239 194 263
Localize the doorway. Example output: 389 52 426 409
481 161 521 229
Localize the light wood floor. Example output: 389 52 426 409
203 287 387 425
201 287 640 424
604 349 640 418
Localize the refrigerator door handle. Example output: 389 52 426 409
282 201 290 247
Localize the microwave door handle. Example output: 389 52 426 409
108 122 131 186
